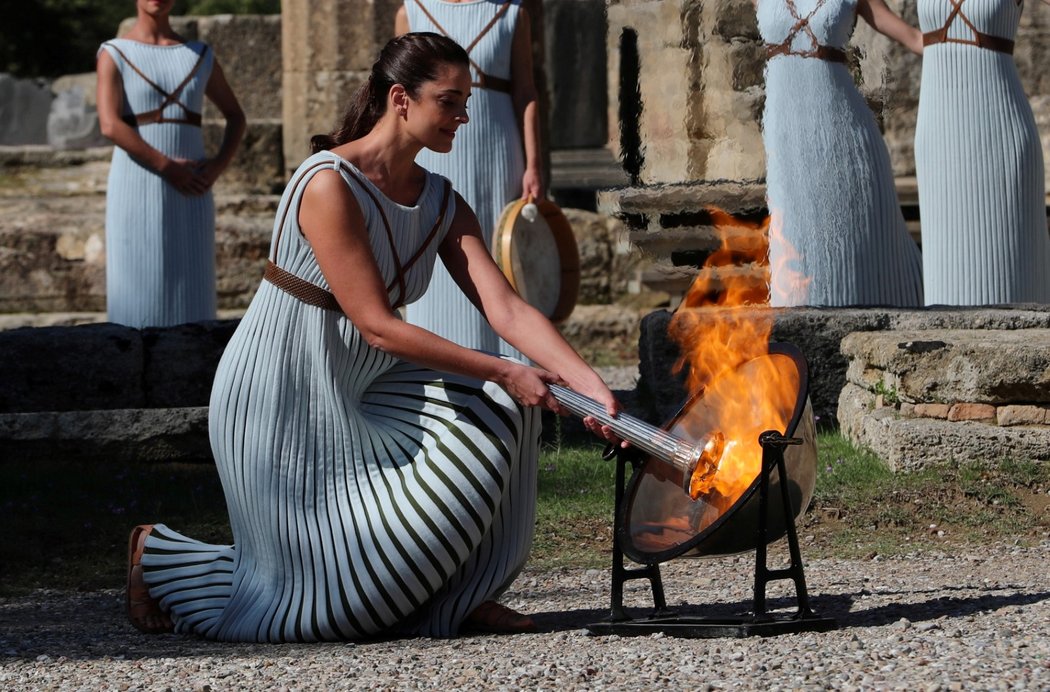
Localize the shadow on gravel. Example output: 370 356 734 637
526 586 1050 635
825 587 1050 629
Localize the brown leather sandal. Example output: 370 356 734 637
462 600 538 634
126 524 174 634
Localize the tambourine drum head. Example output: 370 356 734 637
620 346 818 563
493 199 580 322
508 217 561 317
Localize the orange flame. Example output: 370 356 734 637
667 205 806 504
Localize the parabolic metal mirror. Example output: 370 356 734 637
620 342 817 564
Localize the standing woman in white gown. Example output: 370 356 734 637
915 0 1050 305
395 0 543 357
97 0 244 328
756 0 925 307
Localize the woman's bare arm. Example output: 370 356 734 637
394 5 410 35
300 170 618 424
509 7 544 200
438 194 616 410
198 58 245 189
859 0 924 55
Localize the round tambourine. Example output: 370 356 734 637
492 198 580 323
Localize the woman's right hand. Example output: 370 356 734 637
159 158 209 196
498 364 565 413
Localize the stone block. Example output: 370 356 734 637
0 407 211 463
0 323 145 413
545 0 608 149
0 193 107 313
840 329 1050 405
0 74 53 146
47 75 107 150
838 382 1050 471
141 321 239 408
914 403 951 419
282 69 367 174
197 15 282 122
947 403 996 423
564 208 636 304
205 119 285 195
996 405 1049 427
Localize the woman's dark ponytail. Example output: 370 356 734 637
311 32 470 153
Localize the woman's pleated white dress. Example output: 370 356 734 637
402 0 525 357
759 0 924 307
100 39 217 327
915 0 1050 305
139 151 541 642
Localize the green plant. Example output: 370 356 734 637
872 379 900 406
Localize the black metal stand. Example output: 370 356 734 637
587 431 837 638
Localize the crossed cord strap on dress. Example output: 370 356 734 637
412 0 514 93
922 0 1015 55
263 159 453 314
104 42 209 127
765 0 848 63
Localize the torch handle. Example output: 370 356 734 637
547 384 696 473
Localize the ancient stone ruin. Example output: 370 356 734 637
839 328 1050 470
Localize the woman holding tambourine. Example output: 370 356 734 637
395 0 545 357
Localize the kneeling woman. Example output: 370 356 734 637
125 33 619 642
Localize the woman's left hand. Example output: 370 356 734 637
521 167 544 201
572 379 626 446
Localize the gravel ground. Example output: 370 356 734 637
2 541 1048 690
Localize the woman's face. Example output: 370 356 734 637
405 62 471 154
137 0 176 18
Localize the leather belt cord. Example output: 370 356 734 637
921 0 1015 56
412 0 514 93
104 41 208 127
765 43 847 63
263 159 453 314
764 0 848 63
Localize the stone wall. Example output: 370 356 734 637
839 329 1050 469
0 148 278 314
1 16 285 193
605 0 765 184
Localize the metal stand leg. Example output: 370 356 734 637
608 447 666 621
753 430 815 619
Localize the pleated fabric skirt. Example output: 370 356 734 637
105 127 216 328
139 283 541 642
763 56 924 307
915 44 1050 305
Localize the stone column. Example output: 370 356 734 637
605 0 765 185
280 0 403 176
